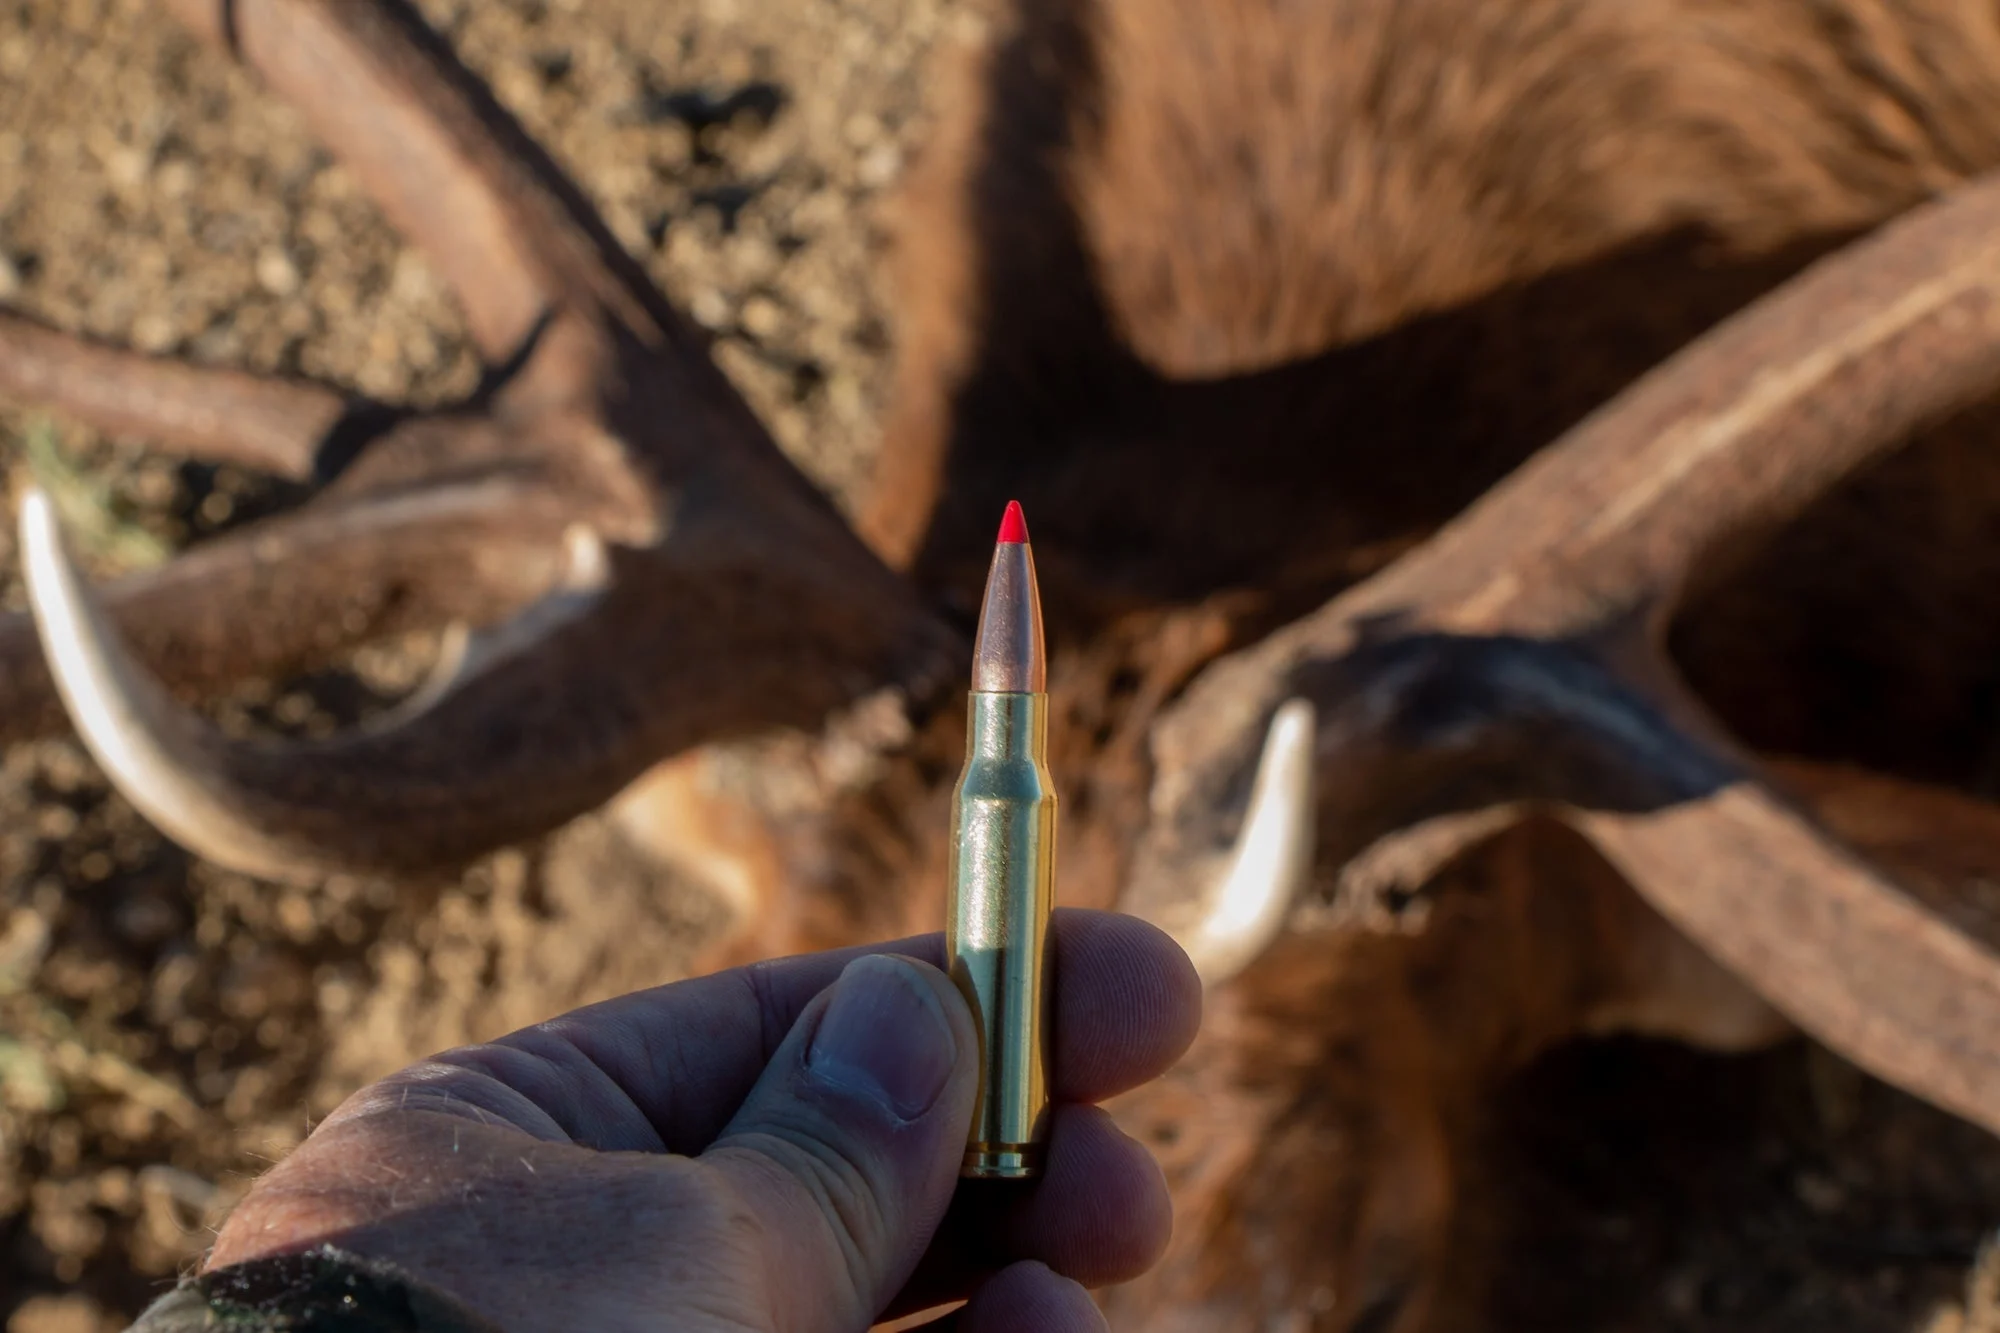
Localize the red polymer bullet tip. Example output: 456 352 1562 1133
997 500 1029 545
973 500 1045 692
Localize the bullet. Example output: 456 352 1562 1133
947 499 1056 1178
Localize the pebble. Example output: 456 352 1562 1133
103 143 150 189
0 908 52 993
254 246 300 296
6 1293 107 1333
130 312 176 354
740 293 784 338
690 285 733 329
858 142 902 188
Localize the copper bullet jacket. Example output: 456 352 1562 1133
970 538 1046 693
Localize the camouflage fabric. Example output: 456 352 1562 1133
124 1246 506 1333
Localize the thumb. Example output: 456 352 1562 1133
701 953 982 1332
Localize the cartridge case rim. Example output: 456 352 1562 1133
962 1145 1047 1179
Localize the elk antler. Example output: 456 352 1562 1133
1 0 955 880
1133 168 2000 1135
1143 698 1318 985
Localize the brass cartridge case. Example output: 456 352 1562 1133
946 690 1057 1178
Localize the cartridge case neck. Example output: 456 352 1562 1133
965 691 1050 762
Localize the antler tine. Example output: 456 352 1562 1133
162 0 668 362
20 489 595 878
0 466 573 748
19 485 949 881
1579 761 2000 1135
1139 167 2000 1126
0 0 954 884
1274 633 2000 1133
0 309 369 481
1148 698 1319 985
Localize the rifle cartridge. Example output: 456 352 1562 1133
947 501 1055 1178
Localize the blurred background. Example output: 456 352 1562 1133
0 0 963 1323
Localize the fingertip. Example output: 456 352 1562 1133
803 954 977 1121
953 1262 1108 1333
1006 1104 1173 1286
1051 909 1203 1102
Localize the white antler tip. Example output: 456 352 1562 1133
19 486 62 591
1181 696 1318 985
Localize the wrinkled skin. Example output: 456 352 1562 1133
205 911 1201 1333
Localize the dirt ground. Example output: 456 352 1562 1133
0 0 957 1323
4 1 2000 1331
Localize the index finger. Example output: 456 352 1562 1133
337 908 1201 1154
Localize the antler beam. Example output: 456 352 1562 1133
1137 168 2000 1134
1 0 955 879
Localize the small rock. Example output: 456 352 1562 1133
858 142 903 188
726 233 779 283
155 158 194 198
690 286 732 329
0 1037 63 1115
92 1168 134 1211
130 312 176 354
198 490 235 526
113 894 181 948
104 144 150 189
317 279 358 318
843 112 884 147
740 294 784 338
6 1293 109 1333
0 907 51 994
276 893 316 942
254 246 300 297
827 370 867 423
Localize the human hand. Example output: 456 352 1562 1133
204 909 1202 1333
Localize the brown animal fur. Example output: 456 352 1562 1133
871 0 2000 784
838 0 2000 1325
1103 768 2000 1331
